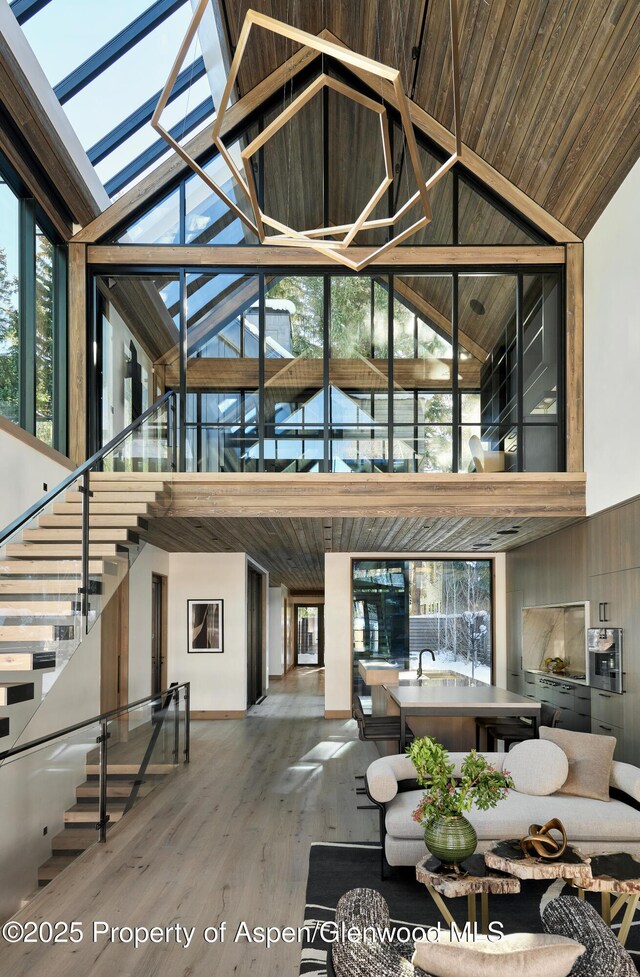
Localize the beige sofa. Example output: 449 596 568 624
366 752 640 867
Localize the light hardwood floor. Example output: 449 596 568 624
1 668 379 977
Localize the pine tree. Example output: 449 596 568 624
0 247 19 423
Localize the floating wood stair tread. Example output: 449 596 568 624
53 502 150 515
0 625 60 642
0 601 79 616
0 652 56 670
76 779 153 800
64 804 124 824
39 515 148 529
0 560 111 575
5 544 127 558
85 762 178 777
0 682 34 706
37 854 79 884
50 827 101 853
89 476 166 490
65 491 165 504
22 528 139 543
0 579 87 595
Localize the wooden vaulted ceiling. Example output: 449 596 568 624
219 0 640 239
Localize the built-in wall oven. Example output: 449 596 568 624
587 628 623 694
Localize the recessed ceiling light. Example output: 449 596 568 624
470 299 486 316
496 528 519 535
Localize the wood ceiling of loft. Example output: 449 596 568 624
219 0 640 239
143 513 579 590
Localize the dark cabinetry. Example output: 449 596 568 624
508 499 640 764
524 672 591 735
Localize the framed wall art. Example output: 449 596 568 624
188 599 224 653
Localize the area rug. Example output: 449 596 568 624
300 842 640 976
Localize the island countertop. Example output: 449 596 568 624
383 683 541 749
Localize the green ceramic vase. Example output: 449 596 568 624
424 815 478 869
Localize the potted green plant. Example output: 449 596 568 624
407 736 514 870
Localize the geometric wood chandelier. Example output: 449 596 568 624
153 1 461 271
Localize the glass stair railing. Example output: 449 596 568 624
0 392 177 750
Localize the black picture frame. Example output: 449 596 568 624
187 599 224 653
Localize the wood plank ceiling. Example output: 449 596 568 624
219 0 640 238
144 514 580 591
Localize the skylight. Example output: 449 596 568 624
13 0 225 201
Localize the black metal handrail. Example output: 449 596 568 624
0 681 190 845
0 389 176 546
0 681 190 762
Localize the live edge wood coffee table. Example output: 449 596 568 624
484 839 593 885
573 853 640 947
415 854 520 934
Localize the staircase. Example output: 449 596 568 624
0 473 171 747
37 740 177 886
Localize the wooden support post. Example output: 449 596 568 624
68 243 87 466
565 242 584 472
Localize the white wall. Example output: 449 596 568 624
127 545 170 702
324 551 507 715
584 158 640 514
268 585 287 677
0 623 101 921
167 552 248 712
0 426 72 531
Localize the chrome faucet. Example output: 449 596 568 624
416 648 436 678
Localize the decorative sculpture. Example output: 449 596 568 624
521 818 568 860
153 1 461 271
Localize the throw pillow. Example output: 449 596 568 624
412 931 584 977
539 727 616 801
543 895 637 977
507 739 569 795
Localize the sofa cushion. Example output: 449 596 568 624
543 895 637 976
540 728 615 802
412 932 584 977
508 739 569 796
385 789 640 842
610 760 640 803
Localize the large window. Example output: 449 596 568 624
0 157 66 451
96 268 563 472
352 558 493 691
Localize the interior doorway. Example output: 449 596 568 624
151 573 168 695
295 605 324 666
100 575 129 713
247 566 264 706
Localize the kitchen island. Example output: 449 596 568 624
384 683 541 751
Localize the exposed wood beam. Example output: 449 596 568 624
165 357 482 390
392 277 488 362
0 5 105 229
565 243 584 472
152 471 586 519
68 243 87 466
87 245 566 266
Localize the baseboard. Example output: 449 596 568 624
269 674 284 680
191 710 246 720
324 710 352 719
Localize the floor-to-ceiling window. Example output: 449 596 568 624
352 558 493 693
0 154 66 452
93 268 563 472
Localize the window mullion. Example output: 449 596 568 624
18 197 36 434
